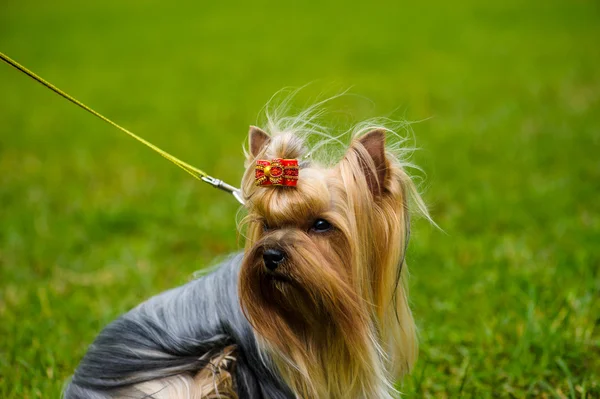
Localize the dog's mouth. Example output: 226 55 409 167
265 271 293 284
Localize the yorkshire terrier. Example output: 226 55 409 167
64 106 430 399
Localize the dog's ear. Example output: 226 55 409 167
248 126 271 159
357 129 388 196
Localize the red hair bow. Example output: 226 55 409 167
255 158 299 187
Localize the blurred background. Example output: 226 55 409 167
1 0 598 397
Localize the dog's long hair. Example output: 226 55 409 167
64 95 430 399
237 99 430 398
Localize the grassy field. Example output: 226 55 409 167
1 0 599 397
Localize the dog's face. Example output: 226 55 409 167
240 158 361 343
237 126 416 398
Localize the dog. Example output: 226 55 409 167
63 105 430 399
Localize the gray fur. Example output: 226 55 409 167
63 254 293 399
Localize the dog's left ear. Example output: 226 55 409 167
248 126 271 159
357 129 388 196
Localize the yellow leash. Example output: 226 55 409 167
0 51 244 205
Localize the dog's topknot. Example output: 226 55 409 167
265 132 306 160
241 90 434 227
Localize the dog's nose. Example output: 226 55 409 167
263 248 286 271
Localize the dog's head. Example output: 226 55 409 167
238 123 423 398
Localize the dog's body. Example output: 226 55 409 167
64 254 294 398
65 104 430 399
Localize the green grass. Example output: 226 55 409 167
1 0 598 397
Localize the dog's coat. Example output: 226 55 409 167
65 99 432 398
64 254 293 398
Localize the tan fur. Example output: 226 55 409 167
126 346 237 399
238 125 426 398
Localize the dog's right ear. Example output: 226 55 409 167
357 128 388 197
248 126 271 159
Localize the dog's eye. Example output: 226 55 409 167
311 219 332 233
262 221 270 232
